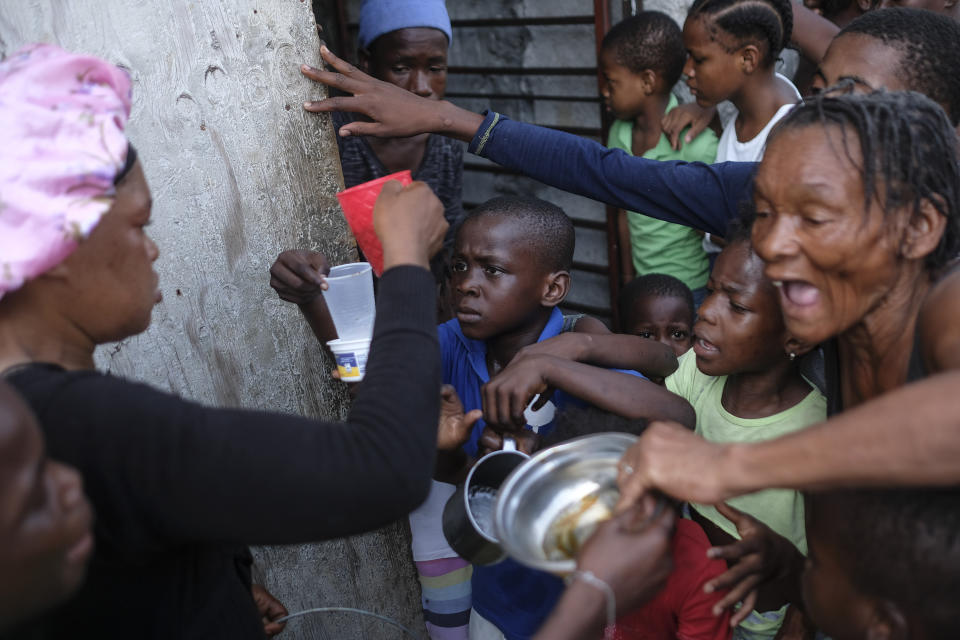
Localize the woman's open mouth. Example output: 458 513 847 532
774 280 820 310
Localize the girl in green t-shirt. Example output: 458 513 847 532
665 221 826 639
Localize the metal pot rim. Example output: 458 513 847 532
491 432 638 573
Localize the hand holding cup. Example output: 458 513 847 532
374 180 448 271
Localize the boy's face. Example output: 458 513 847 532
693 240 788 376
625 294 694 357
363 27 448 100
599 49 650 121
0 383 93 629
451 216 555 342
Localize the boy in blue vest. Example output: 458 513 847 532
270 194 693 640
433 196 693 640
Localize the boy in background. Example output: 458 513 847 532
600 12 718 307
619 274 696 359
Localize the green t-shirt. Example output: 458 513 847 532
607 95 718 291
666 352 826 555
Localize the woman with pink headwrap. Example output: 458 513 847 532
0 44 450 639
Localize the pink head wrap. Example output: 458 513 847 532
0 43 132 300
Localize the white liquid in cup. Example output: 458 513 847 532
322 262 375 341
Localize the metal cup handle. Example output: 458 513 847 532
503 436 517 452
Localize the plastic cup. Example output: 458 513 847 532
322 262 375 341
336 170 413 276
327 337 371 382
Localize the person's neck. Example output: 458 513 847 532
485 310 553 376
0 297 96 372
837 266 933 408
630 93 671 156
722 359 810 419
730 69 792 142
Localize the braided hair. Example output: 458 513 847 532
687 0 793 67
601 12 686 88
837 8 960 126
769 89 960 271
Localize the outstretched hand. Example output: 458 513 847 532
617 421 738 508
705 503 804 627
269 250 329 305
301 46 483 141
438 385 483 451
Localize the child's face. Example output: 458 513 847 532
693 240 788 376
625 294 694 357
364 27 448 100
0 383 93 627
451 216 554 341
681 16 743 108
599 49 651 121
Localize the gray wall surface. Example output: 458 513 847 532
0 2 423 639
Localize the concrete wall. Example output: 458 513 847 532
0 2 423 638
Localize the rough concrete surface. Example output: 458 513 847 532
0 2 424 639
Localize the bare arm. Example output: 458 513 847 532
617 273 960 506
514 332 679 380
482 354 695 431
617 369 960 508
790 2 839 65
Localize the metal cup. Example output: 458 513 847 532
441 438 529 565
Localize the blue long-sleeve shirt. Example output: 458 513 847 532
467 111 758 237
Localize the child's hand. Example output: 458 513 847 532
251 584 288 637
438 385 483 451
616 421 735 509
706 503 804 627
270 250 329 305
481 354 555 431
374 180 448 270
576 493 676 616
662 102 716 151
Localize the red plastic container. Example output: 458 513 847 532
336 170 413 276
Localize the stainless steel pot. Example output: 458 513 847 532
492 432 638 575
441 439 529 566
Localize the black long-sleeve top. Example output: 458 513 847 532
5 266 440 639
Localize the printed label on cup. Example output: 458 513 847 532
335 350 368 381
